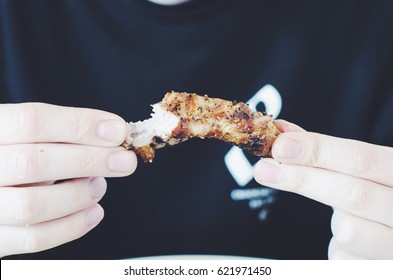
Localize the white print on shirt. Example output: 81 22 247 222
224 84 282 220
225 84 282 186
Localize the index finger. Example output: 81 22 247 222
272 132 393 187
0 103 128 147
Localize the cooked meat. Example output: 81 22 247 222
122 91 281 162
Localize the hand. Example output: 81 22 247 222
254 120 393 259
0 103 137 257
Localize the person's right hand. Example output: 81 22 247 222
0 103 137 258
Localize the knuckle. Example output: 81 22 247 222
12 146 44 182
345 143 373 175
68 115 90 143
16 103 40 140
23 229 46 253
286 167 306 194
330 210 339 234
81 149 101 175
342 180 369 211
328 238 339 260
306 133 325 166
13 191 38 225
334 214 358 249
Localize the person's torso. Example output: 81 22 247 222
1 0 393 259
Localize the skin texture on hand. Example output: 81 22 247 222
0 103 137 257
254 120 393 259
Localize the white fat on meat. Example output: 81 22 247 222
126 103 180 147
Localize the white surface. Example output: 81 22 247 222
131 254 263 260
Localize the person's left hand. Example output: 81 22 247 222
254 120 393 259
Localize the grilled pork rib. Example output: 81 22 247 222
122 92 281 162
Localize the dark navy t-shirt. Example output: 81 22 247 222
1 0 393 259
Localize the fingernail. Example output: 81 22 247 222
97 120 126 144
273 137 302 159
107 150 137 173
86 205 104 227
89 177 107 199
255 160 282 184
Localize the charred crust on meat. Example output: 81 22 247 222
152 136 164 144
171 118 189 138
124 91 280 162
242 112 250 120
